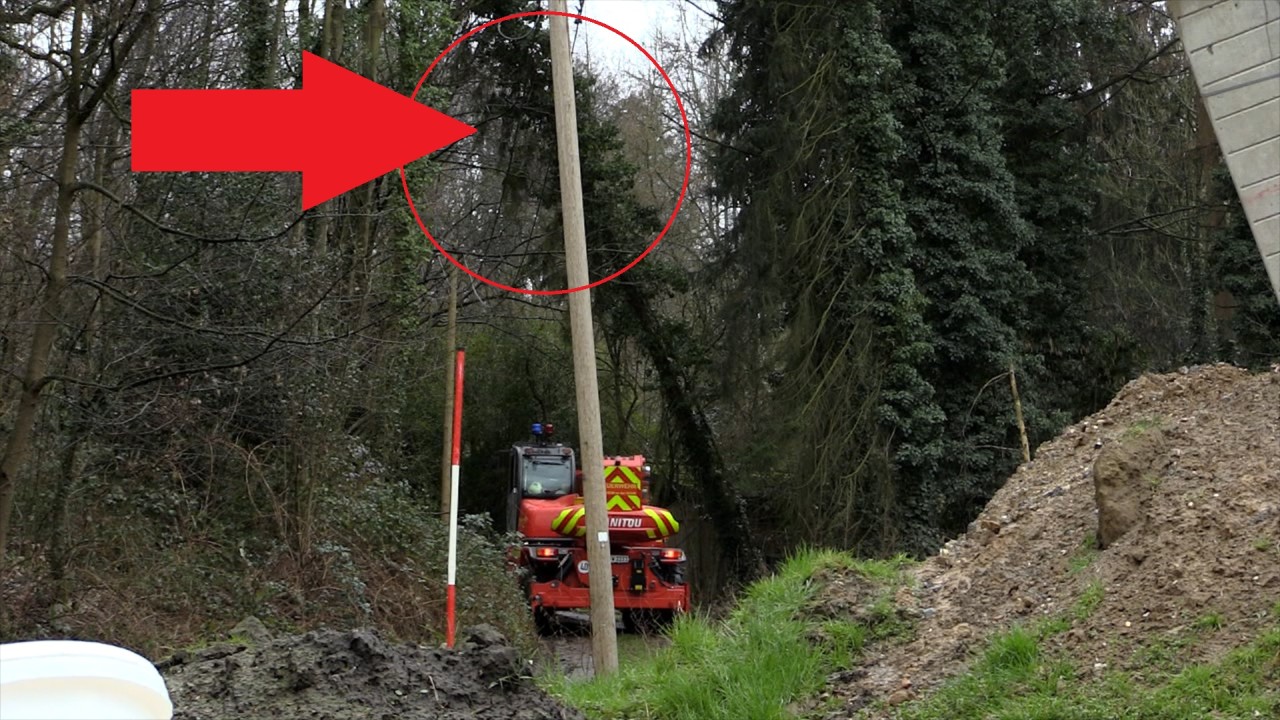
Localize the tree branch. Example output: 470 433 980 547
660 109 750 156
74 180 307 244
0 0 73 24
46 265 348 393
1092 204 1214 237
76 0 161 124
1067 36 1181 104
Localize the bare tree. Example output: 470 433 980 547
0 0 162 564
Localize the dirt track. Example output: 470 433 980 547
536 611 600 680
535 610 672 679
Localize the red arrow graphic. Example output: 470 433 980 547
132 51 475 210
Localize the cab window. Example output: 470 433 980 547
523 456 573 497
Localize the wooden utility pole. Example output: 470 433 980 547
440 267 458 517
548 0 618 675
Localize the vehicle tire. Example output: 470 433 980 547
648 609 675 632
533 607 555 636
621 609 640 634
622 609 674 635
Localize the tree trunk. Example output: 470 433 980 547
268 0 289 87
198 1 217 87
47 125 112 599
605 332 629 449
0 0 160 565
1193 95 1228 356
352 0 386 326
618 283 764 582
240 0 275 88
0 2 85 565
310 0 346 255
47 435 83 603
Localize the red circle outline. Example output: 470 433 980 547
399 10 693 296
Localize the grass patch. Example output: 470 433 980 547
889 629 1062 720
1123 416 1165 437
866 594 915 642
1073 580 1104 622
886 623 1280 720
823 619 869 670
1068 534 1099 574
984 628 1041 677
850 554 915 582
1017 580 1102 655
1136 626 1280 718
878 573 1277 720
1033 615 1071 640
1193 611 1225 632
615 633 664 664
545 548 914 720
1133 630 1195 676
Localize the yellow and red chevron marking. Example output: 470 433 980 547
551 506 587 537
606 494 640 511
604 465 642 510
605 465 641 487
550 504 681 540
641 507 680 539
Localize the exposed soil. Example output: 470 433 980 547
820 363 1280 716
160 623 584 720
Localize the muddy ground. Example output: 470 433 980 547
537 611 606 680
160 623 583 720
158 612 658 719
816 363 1280 716
537 611 674 680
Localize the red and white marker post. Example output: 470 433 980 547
445 348 466 648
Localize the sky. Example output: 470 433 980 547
563 0 714 81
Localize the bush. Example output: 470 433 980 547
2 434 537 661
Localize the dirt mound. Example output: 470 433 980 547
160 624 584 720
826 363 1280 715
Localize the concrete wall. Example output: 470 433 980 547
1171 0 1280 304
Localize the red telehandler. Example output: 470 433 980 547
502 423 689 633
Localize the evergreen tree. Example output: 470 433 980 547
712 0 1112 553
988 0 1132 420
1211 172 1280 367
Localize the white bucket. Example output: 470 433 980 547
0 640 173 720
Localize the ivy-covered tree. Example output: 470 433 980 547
711 0 1117 553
